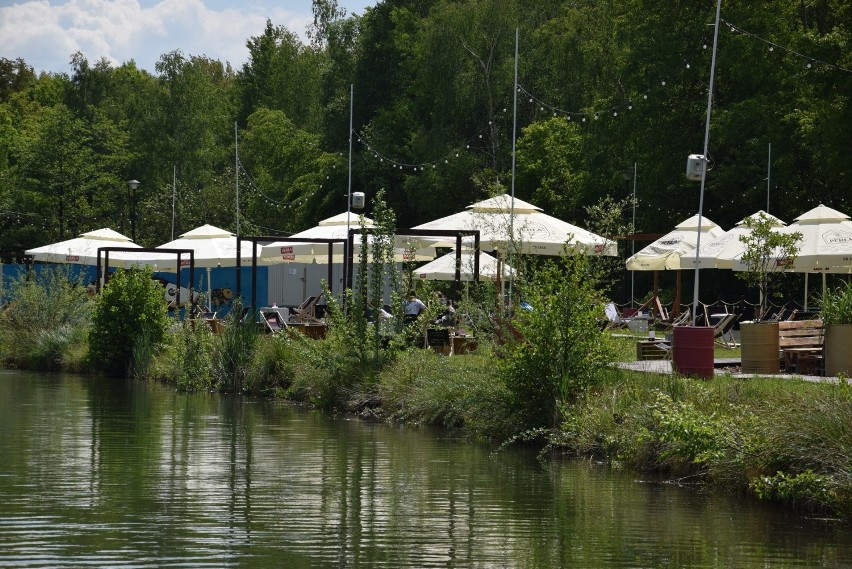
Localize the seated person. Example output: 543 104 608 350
404 290 426 324
436 299 456 327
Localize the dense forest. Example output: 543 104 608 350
1 0 850 301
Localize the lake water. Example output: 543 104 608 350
1 370 850 568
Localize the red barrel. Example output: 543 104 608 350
672 325 715 379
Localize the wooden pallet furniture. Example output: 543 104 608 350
778 319 824 375
636 339 670 361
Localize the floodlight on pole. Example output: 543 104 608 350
688 0 723 326
127 179 140 242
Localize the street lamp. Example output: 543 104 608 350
127 179 140 242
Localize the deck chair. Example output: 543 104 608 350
292 292 324 323
603 302 627 330
712 313 739 347
260 310 286 334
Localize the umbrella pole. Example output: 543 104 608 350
804 273 809 311
207 267 212 312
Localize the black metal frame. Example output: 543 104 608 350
345 228 481 290
236 236 348 315
96 247 195 307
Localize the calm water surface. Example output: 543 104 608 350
1 370 850 568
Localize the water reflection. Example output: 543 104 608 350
0 371 850 568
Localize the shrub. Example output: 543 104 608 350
379 348 519 440
211 299 258 392
88 267 170 377
0 265 92 370
246 335 299 396
151 319 215 390
499 253 613 428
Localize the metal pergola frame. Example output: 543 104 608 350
235 236 349 316
96 247 195 307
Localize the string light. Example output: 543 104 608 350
723 19 852 75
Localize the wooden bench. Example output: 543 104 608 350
778 319 824 375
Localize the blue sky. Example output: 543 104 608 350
0 0 377 74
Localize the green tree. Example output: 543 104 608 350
500 253 612 428
88 267 170 377
738 212 802 320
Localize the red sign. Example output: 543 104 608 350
594 244 604 254
280 246 294 254
65 255 80 262
179 259 191 266
282 254 295 261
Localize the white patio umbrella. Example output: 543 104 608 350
415 250 514 282
679 211 785 269
780 204 852 271
157 224 267 310
626 214 725 271
259 212 435 264
25 228 140 265
411 194 617 257
732 204 852 308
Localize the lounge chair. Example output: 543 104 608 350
260 309 287 334
603 302 627 330
712 312 739 347
292 292 324 323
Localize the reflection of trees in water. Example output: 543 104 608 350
3 375 852 566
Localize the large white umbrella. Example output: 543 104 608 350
732 204 852 308
157 224 262 268
626 214 725 271
415 250 514 282
156 224 268 310
411 194 617 256
680 211 785 269
25 228 140 265
780 204 852 271
259 212 435 264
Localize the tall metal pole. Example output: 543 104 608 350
631 162 637 307
508 27 519 311
690 0 723 326
235 121 240 236
171 165 176 240
345 83 354 295
766 142 771 212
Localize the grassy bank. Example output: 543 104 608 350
2 266 849 518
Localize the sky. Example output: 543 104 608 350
0 0 377 75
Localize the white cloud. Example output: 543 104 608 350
0 0 332 74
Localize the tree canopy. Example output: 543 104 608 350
1 0 850 302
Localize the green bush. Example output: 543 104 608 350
211 300 258 392
0 265 92 370
379 348 519 440
246 335 299 396
88 267 170 377
821 282 852 325
499 253 613 428
151 319 215 390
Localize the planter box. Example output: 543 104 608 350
740 321 780 374
825 324 852 377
